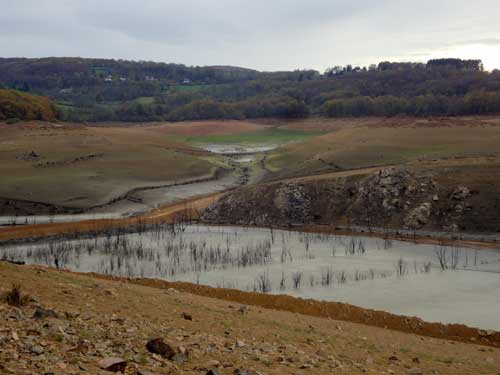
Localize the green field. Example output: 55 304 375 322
180 126 324 145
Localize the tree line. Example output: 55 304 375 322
1 57 500 122
322 92 500 117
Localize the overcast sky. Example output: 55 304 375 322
2 0 500 71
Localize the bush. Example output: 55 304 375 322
2 284 30 307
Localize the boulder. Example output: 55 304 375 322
146 338 176 359
32 307 59 320
181 312 192 321
98 357 127 373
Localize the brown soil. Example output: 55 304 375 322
1 262 500 374
0 122 215 208
88 274 500 348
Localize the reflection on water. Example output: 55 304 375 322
2 224 500 329
200 144 278 154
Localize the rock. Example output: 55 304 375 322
404 202 432 228
433 194 439 201
32 307 59 320
206 360 220 367
98 357 127 372
233 370 253 375
67 342 90 354
30 345 45 355
273 183 312 224
172 353 187 365
137 370 156 375
56 362 67 370
10 330 19 341
181 312 192 321
236 340 245 348
238 306 249 315
206 370 220 375
146 338 176 359
407 368 423 375
26 329 41 336
451 186 471 200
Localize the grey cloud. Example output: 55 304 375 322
452 38 500 47
1 0 500 71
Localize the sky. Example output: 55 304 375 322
1 0 500 72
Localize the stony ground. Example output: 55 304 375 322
203 161 500 234
1 262 500 375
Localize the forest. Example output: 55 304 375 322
1 57 499 122
0 89 58 122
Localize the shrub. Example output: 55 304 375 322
2 284 30 307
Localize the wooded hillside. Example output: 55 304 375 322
0 89 58 122
1 57 499 122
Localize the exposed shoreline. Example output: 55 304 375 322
11 263 496 349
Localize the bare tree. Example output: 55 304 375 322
434 242 448 270
279 272 286 291
321 267 334 286
395 257 408 277
450 248 460 270
255 270 271 293
292 271 303 289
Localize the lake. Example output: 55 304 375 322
2 224 500 330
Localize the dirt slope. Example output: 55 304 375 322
1 262 500 374
0 122 215 210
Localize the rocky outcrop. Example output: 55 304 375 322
404 203 432 228
203 167 482 233
273 183 312 224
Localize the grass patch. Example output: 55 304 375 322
182 127 324 145
133 96 155 105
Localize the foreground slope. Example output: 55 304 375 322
1 262 500 374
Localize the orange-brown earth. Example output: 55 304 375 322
1 262 500 375
0 193 222 242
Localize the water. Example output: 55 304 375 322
200 144 278 154
0 213 120 226
0 173 241 226
2 224 499 330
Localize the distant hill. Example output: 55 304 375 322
1 57 499 122
0 89 58 122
